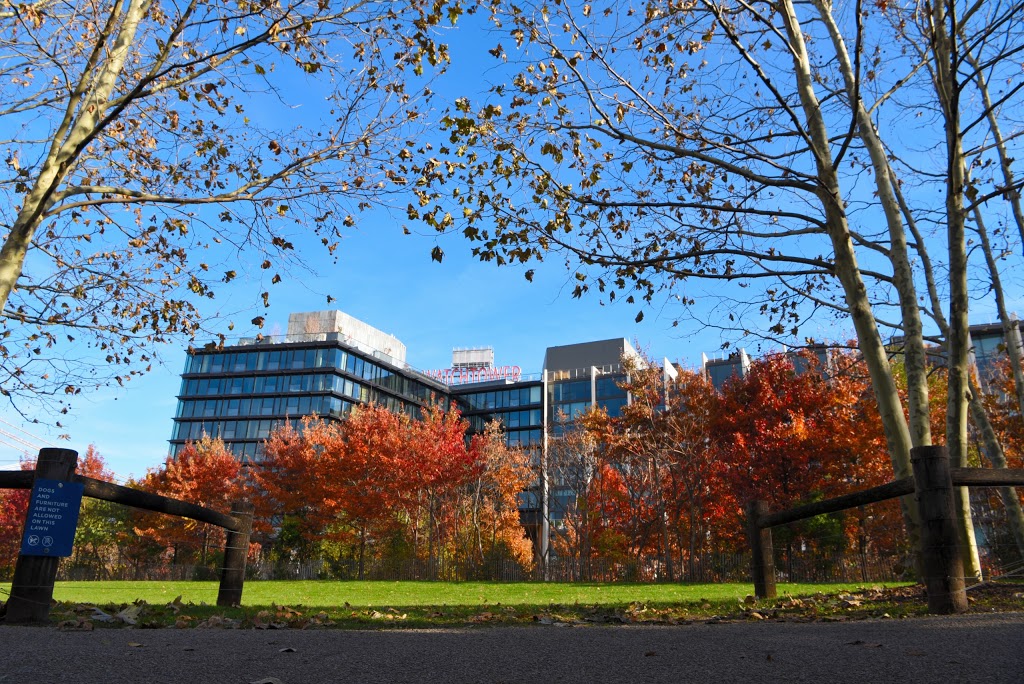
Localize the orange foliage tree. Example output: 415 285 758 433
715 352 896 566
136 435 244 568
327 406 410 575
463 423 534 568
254 404 531 577
570 358 736 580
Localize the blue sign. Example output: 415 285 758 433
20 478 84 557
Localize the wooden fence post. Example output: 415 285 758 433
911 445 968 614
217 501 254 607
745 499 777 599
4 448 80 624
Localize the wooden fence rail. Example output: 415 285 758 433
746 445 1024 614
0 448 252 624
0 470 244 532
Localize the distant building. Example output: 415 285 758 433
969 321 1023 389
701 349 751 390
171 308 937 558
888 321 1023 389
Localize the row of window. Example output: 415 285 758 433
501 408 543 429
549 395 628 422
506 428 542 447
171 440 264 462
549 376 626 403
459 385 543 411
185 348 330 374
466 406 544 436
172 416 304 443
176 395 358 420
179 371 424 414
182 373 339 398
184 346 442 405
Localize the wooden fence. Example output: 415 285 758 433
0 448 253 624
745 445 1024 614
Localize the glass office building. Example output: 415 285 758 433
170 312 651 461
171 311 450 461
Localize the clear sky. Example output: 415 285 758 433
1 215 809 479
0 11 799 479
2 7 1020 480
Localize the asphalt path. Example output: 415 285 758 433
2 612 1022 683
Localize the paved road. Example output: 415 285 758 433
2 612 1022 683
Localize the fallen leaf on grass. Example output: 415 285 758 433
167 596 184 614
366 609 406 621
116 603 145 625
272 604 303 620
89 607 114 623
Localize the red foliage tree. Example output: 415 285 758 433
715 352 895 563
0 460 32 576
136 435 243 566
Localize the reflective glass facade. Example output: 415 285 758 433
171 340 448 461
455 382 545 447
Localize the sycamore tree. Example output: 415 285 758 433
0 0 458 418
407 0 1024 581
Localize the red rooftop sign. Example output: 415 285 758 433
424 365 522 385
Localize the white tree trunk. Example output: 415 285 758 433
0 0 152 314
779 0 922 565
931 0 982 582
815 0 933 450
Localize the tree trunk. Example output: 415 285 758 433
358 526 366 580
972 205 1024 416
0 0 152 313
815 0 933 449
649 456 674 581
931 0 983 582
778 0 923 571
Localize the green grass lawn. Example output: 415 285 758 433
0 579 922 628
12 579 893 607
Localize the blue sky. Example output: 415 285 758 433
1 215 807 479
0 10 800 478
3 6 1021 480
